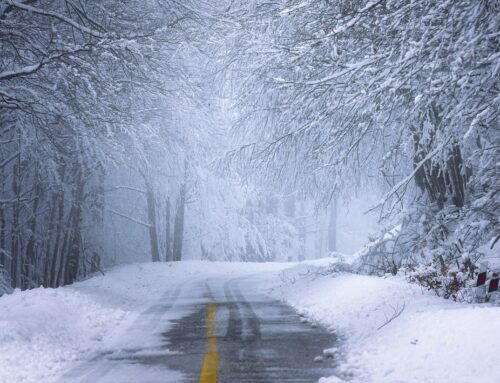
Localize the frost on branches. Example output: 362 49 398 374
227 0 499 300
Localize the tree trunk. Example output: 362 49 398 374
65 172 84 284
50 187 65 288
10 161 21 288
0 202 5 269
56 205 75 287
284 194 295 218
25 169 42 288
298 201 306 261
165 198 172 262
173 183 186 262
413 104 469 210
328 195 337 253
146 184 160 262
43 193 58 287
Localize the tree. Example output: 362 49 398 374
165 198 172 262
328 197 337 253
226 0 499 270
173 182 186 262
0 0 206 288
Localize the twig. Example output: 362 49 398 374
377 301 406 330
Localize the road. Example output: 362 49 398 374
58 274 338 382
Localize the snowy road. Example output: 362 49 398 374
57 273 337 383
2 261 499 383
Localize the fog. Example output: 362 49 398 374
0 0 498 293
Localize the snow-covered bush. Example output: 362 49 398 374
354 225 403 276
356 192 499 301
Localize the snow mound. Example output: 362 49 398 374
274 263 500 383
0 287 128 383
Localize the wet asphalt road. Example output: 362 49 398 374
59 275 339 382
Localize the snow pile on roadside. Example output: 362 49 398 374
0 287 127 383
272 261 500 383
0 262 194 383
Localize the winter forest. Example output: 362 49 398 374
0 1 499 382
0 0 498 299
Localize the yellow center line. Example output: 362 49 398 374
199 302 218 383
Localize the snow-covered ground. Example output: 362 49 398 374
271 260 500 383
1 259 499 383
0 261 287 383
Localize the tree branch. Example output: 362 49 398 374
7 0 107 38
107 208 152 228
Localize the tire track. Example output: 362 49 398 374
219 278 270 383
223 279 243 341
230 280 261 343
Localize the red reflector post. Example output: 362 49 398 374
488 278 499 293
477 272 487 286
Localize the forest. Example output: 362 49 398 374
0 0 498 301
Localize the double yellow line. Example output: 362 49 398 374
199 302 218 383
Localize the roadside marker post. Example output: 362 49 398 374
488 277 499 293
477 272 487 286
488 277 499 305
473 262 499 303
475 264 488 302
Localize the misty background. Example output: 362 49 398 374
0 0 498 294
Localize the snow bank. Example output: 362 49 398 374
0 287 127 383
273 261 500 383
4 258 496 383
0 263 182 383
